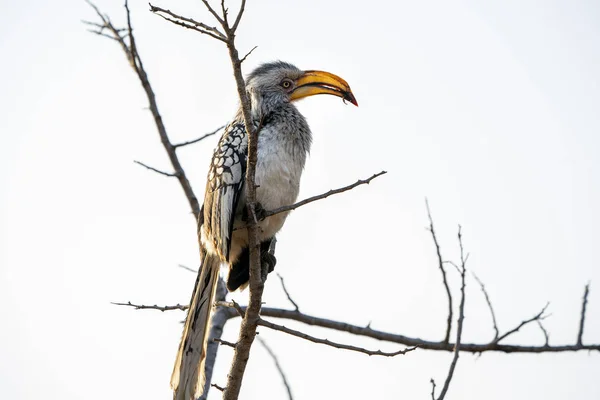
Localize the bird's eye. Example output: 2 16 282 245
281 79 293 89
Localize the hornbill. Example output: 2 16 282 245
171 61 357 400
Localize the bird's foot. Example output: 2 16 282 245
241 202 268 222
254 202 268 221
261 252 277 282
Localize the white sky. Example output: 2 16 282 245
1 0 599 399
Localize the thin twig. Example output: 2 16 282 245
85 0 133 64
537 320 550 346
265 171 387 219
211 383 226 392
235 171 387 231
85 28 121 41
231 0 246 32
177 264 198 273
473 272 499 341
577 283 590 346
220 0 229 27
149 4 226 42
214 338 237 348
277 273 300 312
85 0 202 217
240 45 258 64
134 160 178 177
172 126 224 148
435 225 467 400
111 301 188 311
201 0 224 25
258 317 416 357
216 300 245 317
426 199 453 344
257 337 294 400
495 303 550 344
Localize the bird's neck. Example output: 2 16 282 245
234 96 288 127
234 101 312 156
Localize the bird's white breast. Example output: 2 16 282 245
228 125 306 261
255 126 304 238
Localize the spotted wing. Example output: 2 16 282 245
203 122 247 260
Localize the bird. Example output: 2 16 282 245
170 61 357 400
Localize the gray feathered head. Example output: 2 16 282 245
244 61 358 114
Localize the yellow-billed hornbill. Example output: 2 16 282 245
171 61 357 400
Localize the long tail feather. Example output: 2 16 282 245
171 252 221 400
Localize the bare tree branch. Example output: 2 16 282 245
473 272 499 341
434 226 467 400
84 5 230 399
277 273 300 312
577 283 590 346
231 0 246 32
112 301 188 311
134 160 178 177
537 320 550 346
426 199 453 344
234 171 387 231
199 278 229 400
149 5 227 42
160 1 268 398
202 0 225 25
265 171 387 220
113 298 600 354
177 264 198 273
240 45 258 64
214 338 237 349
172 126 224 148
494 303 549 344
257 337 294 400
258 317 416 357
211 383 226 392
85 0 202 218
84 1 133 64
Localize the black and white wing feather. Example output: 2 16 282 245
203 122 247 261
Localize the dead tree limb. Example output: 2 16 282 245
262 171 387 220
83 4 230 399
149 1 265 398
113 298 600 354
256 337 294 400
133 160 178 177
172 126 223 148
426 198 453 344
433 226 467 400
577 283 590 346
234 171 387 231
277 273 300 312
473 272 499 341
85 0 201 218
258 317 416 357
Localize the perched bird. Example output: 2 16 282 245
171 61 357 400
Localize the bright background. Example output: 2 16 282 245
1 0 599 399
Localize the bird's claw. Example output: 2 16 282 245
241 202 268 222
260 252 277 282
254 202 268 221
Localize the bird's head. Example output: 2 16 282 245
245 61 358 114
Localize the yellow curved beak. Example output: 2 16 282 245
290 70 358 106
